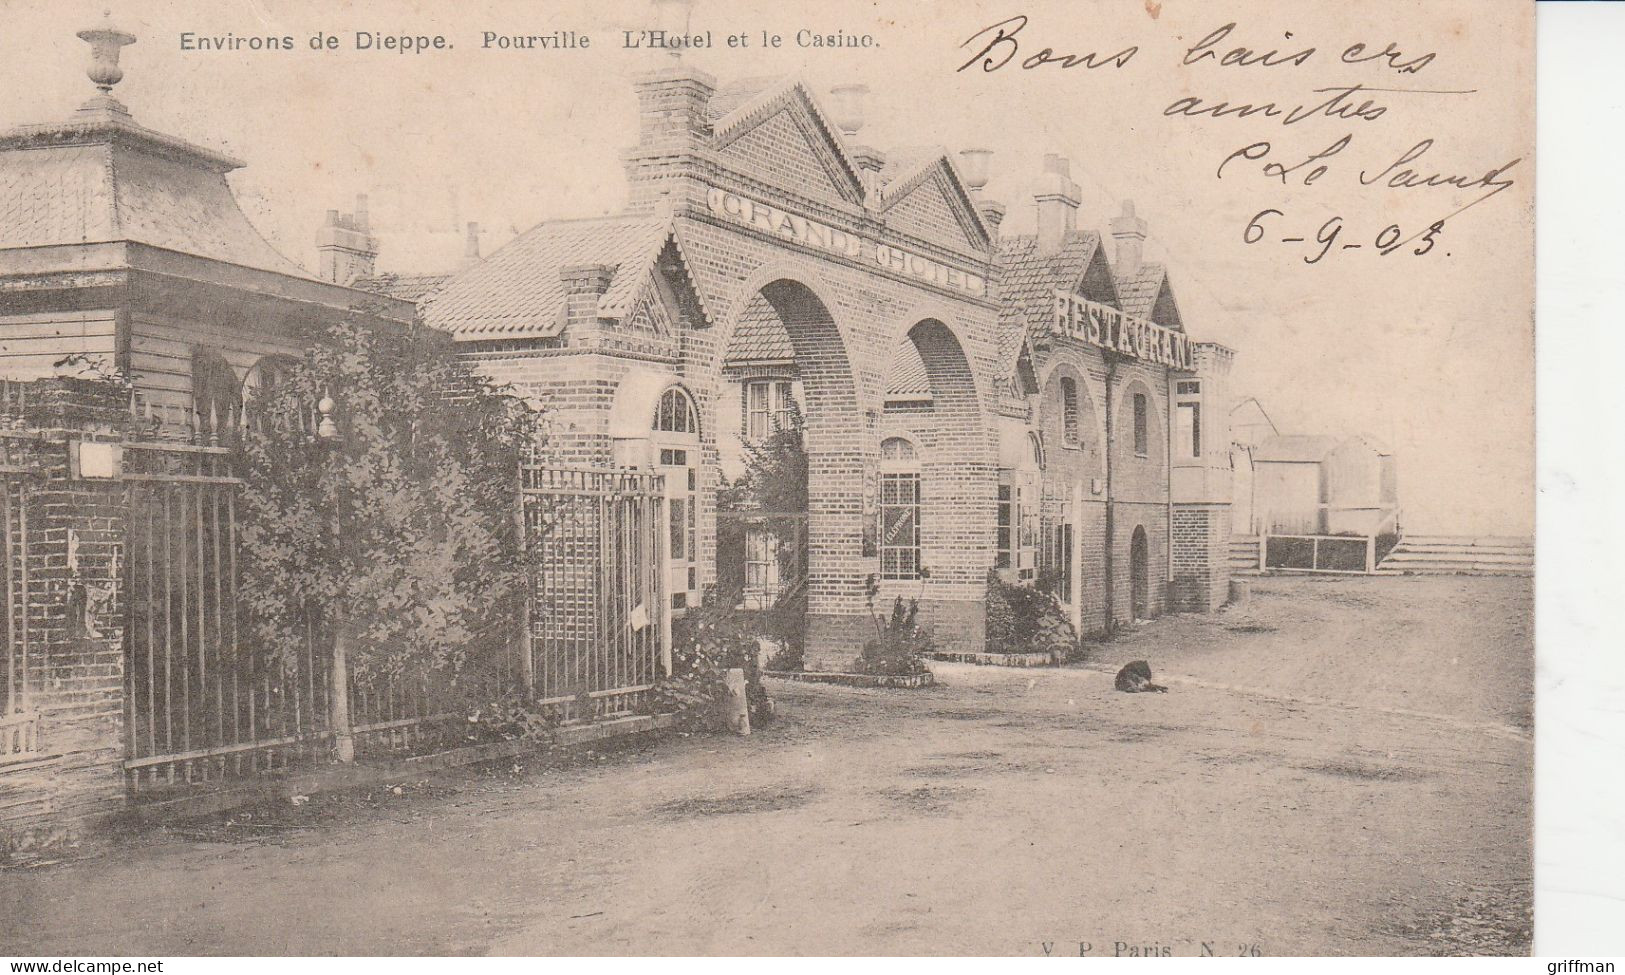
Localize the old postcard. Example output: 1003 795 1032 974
0 0 1535 957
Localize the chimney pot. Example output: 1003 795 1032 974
1111 198 1149 278
1034 154 1081 255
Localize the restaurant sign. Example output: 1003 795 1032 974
704 186 987 297
1052 290 1193 370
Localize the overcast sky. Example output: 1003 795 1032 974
0 0 1534 534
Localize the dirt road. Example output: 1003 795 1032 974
1 575 1531 956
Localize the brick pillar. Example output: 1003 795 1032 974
1 377 131 860
1171 503 1231 612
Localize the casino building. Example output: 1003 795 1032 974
373 62 1237 669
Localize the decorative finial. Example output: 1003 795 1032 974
828 84 869 139
77 13 136 95
958 148 993 192
651 0 695 60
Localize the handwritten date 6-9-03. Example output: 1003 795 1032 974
1245 209 1445 264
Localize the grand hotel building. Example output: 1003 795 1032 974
367 62 1239 669
0 38 1236 673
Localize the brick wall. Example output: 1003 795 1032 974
1171 503 1231 612
1 378 132 859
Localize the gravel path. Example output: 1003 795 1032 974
0 576 1531 956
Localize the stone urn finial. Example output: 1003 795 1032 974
77 13 137 95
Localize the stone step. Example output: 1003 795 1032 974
1374 561 1531 576
1400 534 1533 549
1397 539 1534 555
1384 549 1533 566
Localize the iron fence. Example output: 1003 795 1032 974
522 465 667 723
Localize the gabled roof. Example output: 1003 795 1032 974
874 147 994 251
708 76 866 205
1253 434 1343 464
424 215 705 339
1116 263 1183 330
0 104 309 278
992 231 1115 382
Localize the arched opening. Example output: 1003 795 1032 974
1114 378 1164 469
1130 525 1150 622
652 385 701 613
240 354 299 434
880 318 991 596
1033 364 1102 621
718 277 864 668
191 349 241 438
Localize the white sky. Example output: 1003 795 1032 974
0 0 1534 534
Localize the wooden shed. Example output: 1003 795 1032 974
1251 434 1398 538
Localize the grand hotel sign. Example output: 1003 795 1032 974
704 186 988 297
1051 290 1194 370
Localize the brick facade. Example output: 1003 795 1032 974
1 379 132 858
423 67 1237 667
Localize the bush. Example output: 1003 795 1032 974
853 596 934 676
235 316 533 691
985 571 1078 660
652 592 773 730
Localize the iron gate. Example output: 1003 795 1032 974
522 465 667 722
122 440 332 791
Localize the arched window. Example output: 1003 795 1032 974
1060 377 1080 447
879 437 921 580
1133 392 1149 457
653 386 700 611
881 436 917 464
654 386 699 435
191 349 241 436
241 354 298 433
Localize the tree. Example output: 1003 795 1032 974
234 315 536 693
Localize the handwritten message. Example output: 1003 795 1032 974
957 16 1523 265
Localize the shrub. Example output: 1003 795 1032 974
985 571 1078 660
235 315 533 694
652 591 774 730
853 596 934 676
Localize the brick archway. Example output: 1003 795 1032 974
720 276 875 639
882 318 993 601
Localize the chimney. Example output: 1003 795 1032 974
1111 199 1148 278
560 263 616 333
1034 154 1080 255
828 83 885 176
462 221 482 267
958 148 1005 238
631 62 715 151
315 196 379 285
